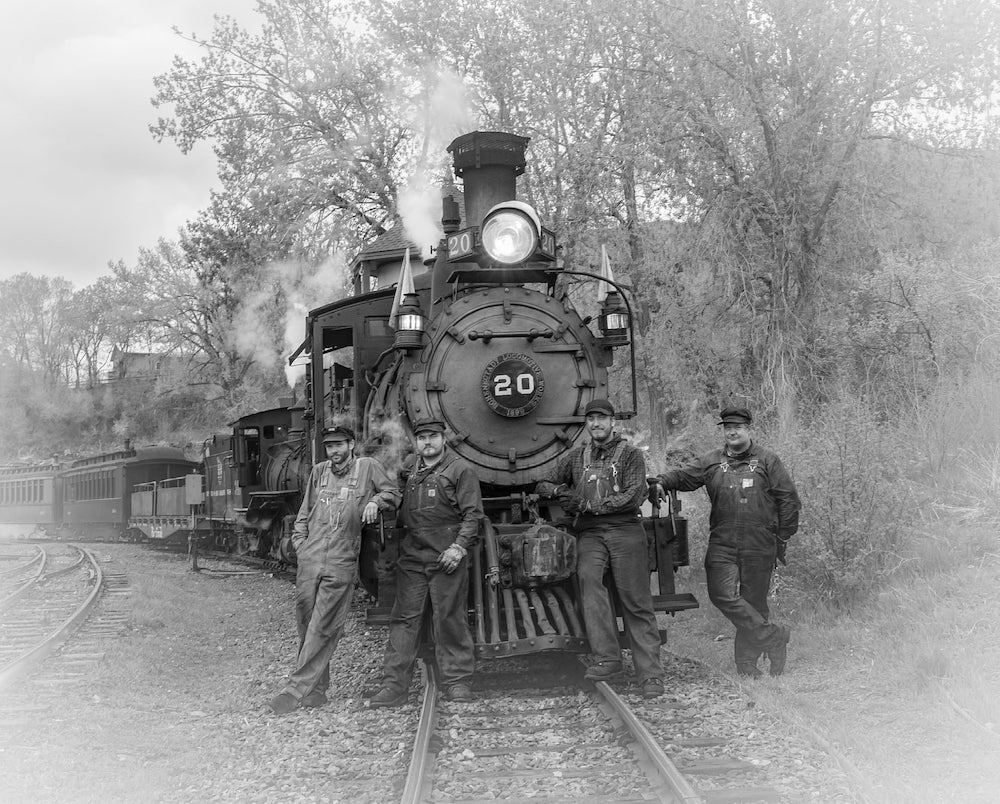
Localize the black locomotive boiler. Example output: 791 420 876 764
294 131 697 660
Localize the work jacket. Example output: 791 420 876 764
292 456 399 577
658 442 800 556
537 433 647 529
399 449 483 556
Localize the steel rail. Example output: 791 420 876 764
0 546 44 578
0 545 104 692
593 679 706 804
0 546 49 608
40 544 88 579
399 660 440 804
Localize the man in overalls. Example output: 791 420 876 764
655 407 801 677
269 425 400 714
369 419 483 706
537 398 666 698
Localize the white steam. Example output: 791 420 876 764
228 254 351 388
398 168 442 261
399 66 477 260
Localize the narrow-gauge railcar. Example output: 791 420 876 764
0 462 63 539
129 474 204 544
196 405 309 562
61 446 198 541
295 131 698 660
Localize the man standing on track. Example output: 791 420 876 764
537 398 666 699
369 419 483 706
655 406 800 678
269 425 399 714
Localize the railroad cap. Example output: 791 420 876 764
322 425 355 442
583 398 615 417
717 407 752 426
412 419 446 435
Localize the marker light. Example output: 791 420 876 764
393 293 425 351
481 201 541 265
599 291 630 348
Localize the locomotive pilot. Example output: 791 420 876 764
269 425 399 714
654 406 801 677
537 398 666 699
369 418 484 706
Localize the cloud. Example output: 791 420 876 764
0 2 256 287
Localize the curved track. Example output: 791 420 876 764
0 542 109 692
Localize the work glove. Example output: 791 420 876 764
775 539 788 568
549 484 580 514
437 543 468 574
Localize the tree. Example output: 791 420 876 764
151 0 423 267
0 274 75 384
624 0 1000 419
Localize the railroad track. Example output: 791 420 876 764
0 542 130 702
320 654 785 803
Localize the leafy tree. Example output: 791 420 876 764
0 273 75 384
151 0 422 268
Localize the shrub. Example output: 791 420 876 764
781 394 914 612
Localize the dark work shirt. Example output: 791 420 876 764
658 441 800 554
538 433 647 527
400 449 483 553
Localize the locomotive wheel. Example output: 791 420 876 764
233 534 252 556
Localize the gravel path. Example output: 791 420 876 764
0 544 860 803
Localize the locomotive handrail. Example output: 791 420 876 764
559 269 639 419
467 328 555 342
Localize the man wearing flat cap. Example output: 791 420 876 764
655 406 801 678
370 418 484 706
269 425 400 714
536 398 666 699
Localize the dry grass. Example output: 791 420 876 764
664 519 1000 804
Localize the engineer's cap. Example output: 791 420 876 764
412 419 446 435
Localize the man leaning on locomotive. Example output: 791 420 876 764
368 418 484 707
536 398 666 699
653 406 801 678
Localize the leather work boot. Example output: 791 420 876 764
268 692 299 714
766 626 791 677
443 683 475 703
640 678 664 699
368 687 409 708
736 663 763 679
300 690 328 708
584 661 625 681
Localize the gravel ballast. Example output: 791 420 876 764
0 543 994 803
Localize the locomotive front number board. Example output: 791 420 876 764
481 352 545 418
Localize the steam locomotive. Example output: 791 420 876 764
0 131 698 661
287 131 698 658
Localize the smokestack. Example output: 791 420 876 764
432 132 530 305
447 131 530 229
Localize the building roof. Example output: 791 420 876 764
352 186 466 268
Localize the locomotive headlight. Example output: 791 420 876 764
481 201 541 265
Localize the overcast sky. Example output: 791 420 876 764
0 1 261 288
